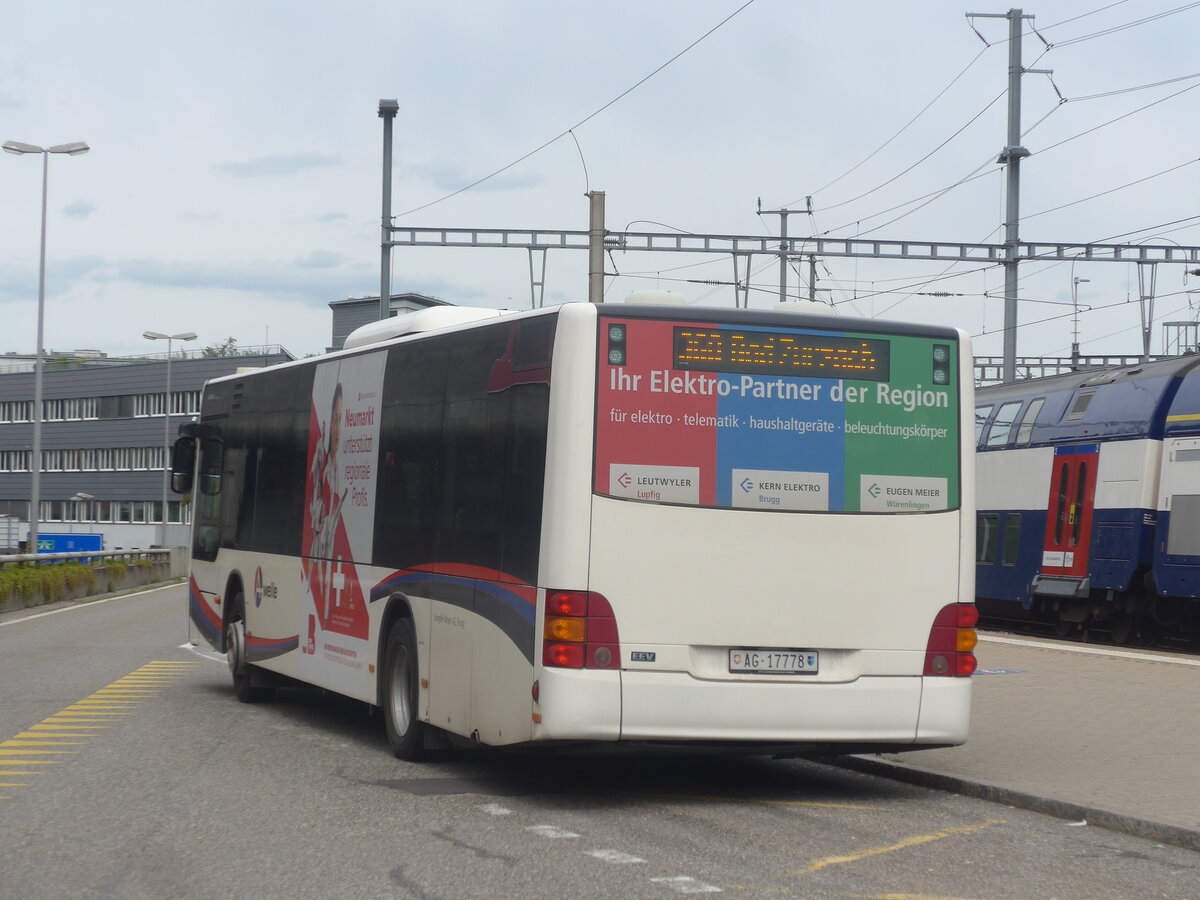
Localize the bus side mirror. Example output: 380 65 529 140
171 437 195 494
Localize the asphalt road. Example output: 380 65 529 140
1 585 1196 899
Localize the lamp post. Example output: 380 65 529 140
143 331 197 546
4 139 90 554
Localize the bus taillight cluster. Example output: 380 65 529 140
924 603 979 677
542 590 620 669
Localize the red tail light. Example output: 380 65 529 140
924 603 979 677
541 590 620 670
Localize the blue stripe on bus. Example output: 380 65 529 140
371 570 536 664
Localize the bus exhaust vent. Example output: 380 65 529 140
343 307 506 349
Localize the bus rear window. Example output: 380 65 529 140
594 317 960 513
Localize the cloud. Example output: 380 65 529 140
295 249 345 269
214 153 342 177
316 212 349 223
109 257 370 305
63 200 96 218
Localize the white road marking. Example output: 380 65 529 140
480 803 512 816
527 825 579 839
980 633 1200 667
587 849 645 864
649 876 722 893
180 642 225 664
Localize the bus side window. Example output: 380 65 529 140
199 438 224 495
192 437 226 562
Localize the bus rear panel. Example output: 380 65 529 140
534 303 974 751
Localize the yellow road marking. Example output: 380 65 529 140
0 659 196 802
0 748 76 755
27 724 106 731
782 820 1005 877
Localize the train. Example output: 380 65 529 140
974 355 1200 644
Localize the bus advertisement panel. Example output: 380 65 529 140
595 316 959 513
300 350 386 697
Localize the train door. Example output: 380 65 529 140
1041 445 1099 578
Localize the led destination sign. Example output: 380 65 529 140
673 327 890 382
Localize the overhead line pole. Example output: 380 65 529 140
969 8 1051 382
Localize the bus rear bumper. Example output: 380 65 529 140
617 671 970 746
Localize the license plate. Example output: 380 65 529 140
728 648 818 675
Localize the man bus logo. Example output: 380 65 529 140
254 567 264 608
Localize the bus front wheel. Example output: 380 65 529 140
382 618 427 760
226 592 275 703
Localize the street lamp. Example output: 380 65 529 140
143 330 197 546
4 139 90 554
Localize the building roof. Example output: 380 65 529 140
328 292 451 309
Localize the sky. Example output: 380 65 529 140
2 0 1199 364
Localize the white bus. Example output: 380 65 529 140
174 300 977 759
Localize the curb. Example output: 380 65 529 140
824 755 1200 853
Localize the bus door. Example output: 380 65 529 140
1041 445 1099 578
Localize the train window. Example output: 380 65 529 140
1166 495 1200 556
1015 398 1044 445
1064 390 1096 423
974 405 993 444
1002 514 1021 566
986 401 1022 447
1071 462 1088 546
1054 462 1069 545
976 514 999 564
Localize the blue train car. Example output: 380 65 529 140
975 356 1200 643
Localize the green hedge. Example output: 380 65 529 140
0 561 99 604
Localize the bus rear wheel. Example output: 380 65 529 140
226 593 275 703
383 618 427 760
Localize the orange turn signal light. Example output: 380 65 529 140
544 616 586 642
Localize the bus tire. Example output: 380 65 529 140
226 592 275 703
382 618 426 760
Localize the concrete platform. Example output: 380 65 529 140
842 633 1200 851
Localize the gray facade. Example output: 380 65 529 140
0 347 293 551
328 292 450 352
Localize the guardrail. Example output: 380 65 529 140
0 549 172 565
